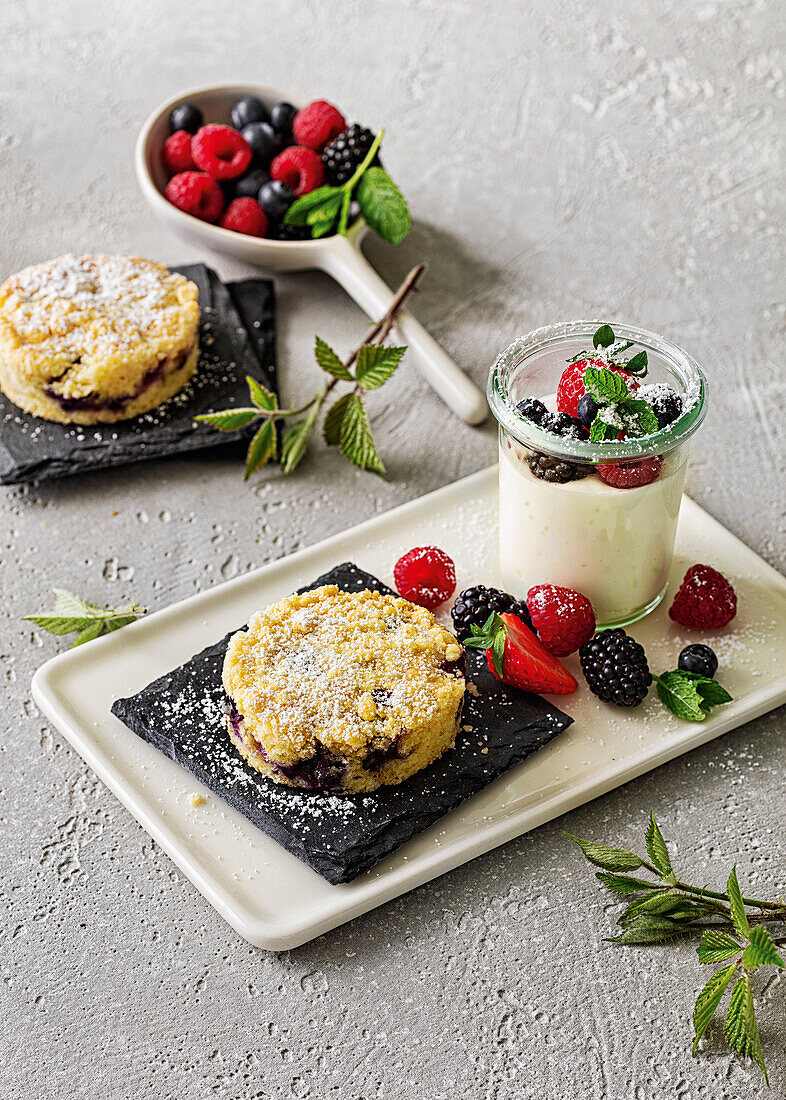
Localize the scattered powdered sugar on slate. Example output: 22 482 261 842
111 562 573 883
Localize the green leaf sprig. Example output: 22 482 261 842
23 588 146 647
196 264 426 479
464 612 508 675
284 129 411 245
655 670 733 722
569 324 658 441
567 811 786 1083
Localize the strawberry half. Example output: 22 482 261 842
465 611 578 695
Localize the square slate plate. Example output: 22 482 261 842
30 469 786 949
111 562 572 885
0 263 276 484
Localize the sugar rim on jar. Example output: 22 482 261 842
487 320 708 462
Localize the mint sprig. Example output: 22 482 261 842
567 811 786 1082
655 670 733 722
284 129 410 245
24 588 146 648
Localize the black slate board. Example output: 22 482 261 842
111 563 573 884
0 263 276 484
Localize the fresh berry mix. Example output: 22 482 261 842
191 124 252 181
231 96 268 131
557 359 638 419
293 100 347 150
271 146 325 197
450 585 533 639
579 628 652 707
669 564 737 630
241 121 281 166
516 397 548 425
322 124 378 185
465 612 577 695
231 167 271 200
527 452 588 483
638 383 683 428
678 643 719 679
526 584 596 656
394 546 456 610
169 102 203 135
165 171 224 222
162 130 195 176
270 101 297 138
596 455 663 489
257 179 295 223
220 197 268 237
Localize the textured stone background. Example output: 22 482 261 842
1 1 784 1097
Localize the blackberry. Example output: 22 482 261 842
528 452 588 483
516 397 548 425
451 585 515 639
322 124 378 185
508 599 534 633
678 644 718 679
542 411 584 439
638 384 683 429
579 629 652 707
271 222 312 241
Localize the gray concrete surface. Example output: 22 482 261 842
1 1 784 1096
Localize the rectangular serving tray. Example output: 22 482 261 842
32 466 786 949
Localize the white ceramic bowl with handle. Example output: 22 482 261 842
135 83 487 424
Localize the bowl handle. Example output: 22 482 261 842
319 236 488 425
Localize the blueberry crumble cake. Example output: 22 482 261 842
0 253 199 424
222 584 466 794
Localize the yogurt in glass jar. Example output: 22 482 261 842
488 322 707 627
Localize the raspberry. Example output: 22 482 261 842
162 130 195 175
219 197 268 237
556 359 638 418
393 546 456 610
191 124 252 181
669 564 737 630
293 100 347 150
597 455 663 489
164 171 224 223
526 585 596 656
270 146 325 197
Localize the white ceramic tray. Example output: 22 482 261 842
32 466 786 950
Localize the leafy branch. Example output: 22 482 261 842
567 812 785 1083
23 589 146 647
196 264 426 478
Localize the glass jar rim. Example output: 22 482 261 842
487 319 708 461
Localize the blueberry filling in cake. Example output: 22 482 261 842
43 348 191 413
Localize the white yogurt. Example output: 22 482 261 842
499 437 687 626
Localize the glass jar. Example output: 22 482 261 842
487 321 708 627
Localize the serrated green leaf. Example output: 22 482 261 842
247 376 276 411
619 894 714 925
355 344 407 390
314 337 353 381
310 217 336 240
339 394 386 477
622 397 659 436
727 866 750 938
583 365 629 405
697 930 742 964
322 393 354 446
625 350 648 375
337 189 352 236
595 872 661 895
72 619 105 647
194 408 259 431
589 417 620 442
593 324 615 349
725 974 768 1083
284 185 343 226
607 914 688 944
655 672 708 722
357 167 411 246
564 834 643 872
695 679 733 706
22 614 99 635
306 195 343 227
52 588 93 617
103 615 139 633
244 421 277 479
645 811 673 876
742 926 785 969
280 405 320 474
693 963 737 1053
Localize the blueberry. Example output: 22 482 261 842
231 96 268 130
577 392 599 429
678 644 718 679
270 101 297 138
242 121 281 166
258 180 294 223
516 397 548 425
169 102 203 135
232 168 271 200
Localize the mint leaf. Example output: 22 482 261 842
245 421 277 479
695 679 733 706
646 812 673 876
284 185 343 227
589 416 620 442
337 189 352 236
693 963 737 1053
564 834 643 872
624 350 648 376
583 365 629 404
727 866 750 938
595 872 661 895
621 397 659 436
697 930 742 964
725 974 768 1083
593 324 615 349
194 408 259 432
607 914 688 944
339 394 386 476
357 167 411 246
655 671 711 722
742 926 785 969
322 393 354 446
306 194 343 227
247 376 277 411
355 344 406 389
281 405 320 474
314 336 354 381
